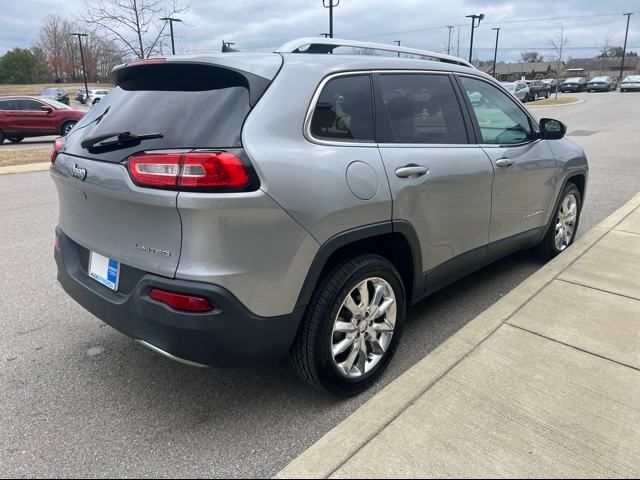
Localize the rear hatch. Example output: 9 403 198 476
51 55 281 278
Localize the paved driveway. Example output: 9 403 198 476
1 90 639 478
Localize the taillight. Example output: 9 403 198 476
51 137 65 164
127 152 250 191
149 288 214 313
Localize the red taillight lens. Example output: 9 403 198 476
128 153 181 188
149 288 214 313
54 233 61 249
127 152 250 191
51 137 65 164
180 152 249 188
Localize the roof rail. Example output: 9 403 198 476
275 37 475 69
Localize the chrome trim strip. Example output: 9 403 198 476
136 340 209 368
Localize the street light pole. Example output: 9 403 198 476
466 13 485 64
620 13 633 82
70 33 89 101
160 17 182 55
492 28 501 78
323 0 340 38
394 40 401 57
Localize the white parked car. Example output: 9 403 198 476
620 75 640 92
88 89 112 105
501 81 529 103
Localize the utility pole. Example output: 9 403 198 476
456 27 461 57
446 26 455 55
620 13 633 82
69 33 89 101
394 40 401 57
160 17 182 55
492 28 501 78
323 0 340 38
466 13 485 64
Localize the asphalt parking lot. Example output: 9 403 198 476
1 90 639 478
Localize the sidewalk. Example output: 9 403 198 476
278 193 640 479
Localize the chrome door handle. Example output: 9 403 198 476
496 158 516 168
395 165 429 179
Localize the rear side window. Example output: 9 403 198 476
377 74 468 144
0 100 18 111
64 63 267 163
310 75 375 142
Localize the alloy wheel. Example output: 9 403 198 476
554 194 578 251
330 277 397 379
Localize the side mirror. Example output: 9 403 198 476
540 118 566 140
41 105 54 113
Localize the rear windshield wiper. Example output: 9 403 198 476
81 131 164 152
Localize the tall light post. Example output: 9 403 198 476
620 13 634 82
492 28 501 78
466 13 485 64
394 40 401 57
323 0 340 38
69 33 89 101
446 25 455 55
160 17 182 55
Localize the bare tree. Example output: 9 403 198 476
39 15 67 80
548 25 569 100
79 0 189 59
599 36 613 58
520 51 544 63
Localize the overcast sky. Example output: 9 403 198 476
1 0 638 62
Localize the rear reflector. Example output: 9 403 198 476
149 288 214 313
51 137 65 164
127 152 249 191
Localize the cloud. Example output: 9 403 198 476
1 0 638 62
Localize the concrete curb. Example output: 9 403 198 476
276 192 640 480
0 162 50 176
527 98 584 108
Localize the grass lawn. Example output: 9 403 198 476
528 96 580 106
0 83 112 97
0 148 50 167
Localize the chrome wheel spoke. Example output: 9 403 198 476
331 276 397 380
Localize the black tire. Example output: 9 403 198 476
8 137 24 143
0 131 5 145
61 121 77 136
290 255 406 397
535 183 582 261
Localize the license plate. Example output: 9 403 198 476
89 251 120 291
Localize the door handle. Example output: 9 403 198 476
496 158 516 168
395 165 429 179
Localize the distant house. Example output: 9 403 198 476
564 57 640 79
482 61 561 82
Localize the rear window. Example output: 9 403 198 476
65 63 268 163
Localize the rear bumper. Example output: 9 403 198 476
54 228 304 367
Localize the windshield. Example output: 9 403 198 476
564 78 583 83
624 76 640 82
590 77 608 82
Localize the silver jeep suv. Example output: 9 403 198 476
51 38 588 396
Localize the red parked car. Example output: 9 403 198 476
0 96 86 144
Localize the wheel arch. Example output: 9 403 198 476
295 221 425 310
540 170 588 241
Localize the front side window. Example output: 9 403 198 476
310 74 374 142
377 73 468 144
460 77 535 145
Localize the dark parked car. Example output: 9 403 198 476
525 80 551 100
75 89 89 104
0 96 85 144
542 79 560 93
41 87 70 105
587 76 617 92
560 77 588 93
620 75 640 92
